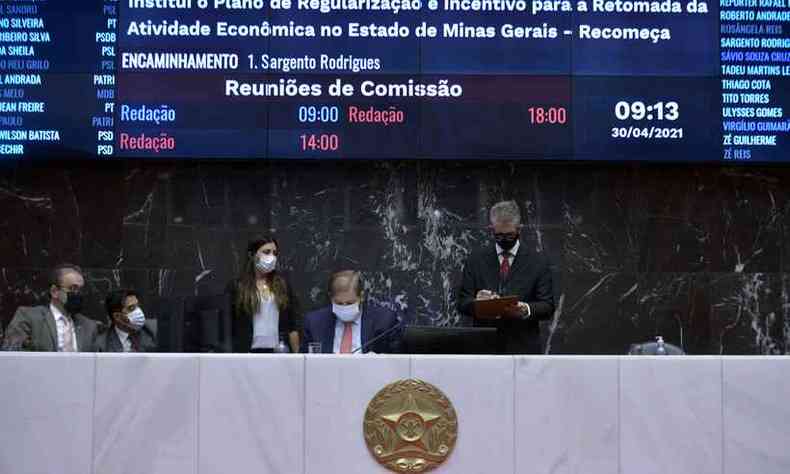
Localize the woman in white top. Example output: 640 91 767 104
229 237 301 353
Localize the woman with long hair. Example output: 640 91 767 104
229 236 301 353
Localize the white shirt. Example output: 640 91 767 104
252 295 280 350
115 327 133 352
333 315 362 354
50 303 78 352
493 240 530 317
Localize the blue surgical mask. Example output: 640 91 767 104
333 302 360 322
256 254 277 274
127 308 145 330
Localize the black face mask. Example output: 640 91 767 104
494 233 519 251
63 292 83 315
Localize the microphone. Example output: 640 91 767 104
352 319 403 354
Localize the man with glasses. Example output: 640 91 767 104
2 263 101 352
457 201 555 354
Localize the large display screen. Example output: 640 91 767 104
0 0 788 160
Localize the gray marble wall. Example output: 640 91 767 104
1 161 788 354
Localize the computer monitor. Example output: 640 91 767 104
402 325 498 355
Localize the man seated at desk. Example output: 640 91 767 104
97 289 157 353
2 263 101 352
302 270 400 354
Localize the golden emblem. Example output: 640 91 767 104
363 379 458 473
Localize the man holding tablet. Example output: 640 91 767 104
457 201 555 354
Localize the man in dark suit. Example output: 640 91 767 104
2 263 101 352
302 270 400 354
457 201 555 354
97 289 157 353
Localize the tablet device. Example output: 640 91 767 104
472 296 520 320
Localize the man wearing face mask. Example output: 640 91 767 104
301 270 400 354
2 263 101 352
457 201 555 354
97 289 157 353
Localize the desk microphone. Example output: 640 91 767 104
352 320 403 354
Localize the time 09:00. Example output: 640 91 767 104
298 106 340 123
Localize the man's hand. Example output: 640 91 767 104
501 302 530 320
476 290 499 300
3 332 32 351
502 303 522 319
517 302 531 319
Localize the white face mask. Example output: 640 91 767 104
126 308 146 330
333 302 361 323
256 254 277 274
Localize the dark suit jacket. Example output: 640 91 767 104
457 244 555 354
97 322 158 352
301 302 400 354
2 305 101 352
227 274 302 353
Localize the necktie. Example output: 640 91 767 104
500 252 511 280
62 316 75 352
129 333 141 352
340 322 353 353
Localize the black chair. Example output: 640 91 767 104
183 294 232 353
145 295 184 353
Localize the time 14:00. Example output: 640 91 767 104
300 134 339 151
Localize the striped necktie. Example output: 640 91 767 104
62 316 76 352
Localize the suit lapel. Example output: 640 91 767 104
507 244 528 284
322 315 335 354
360 307 373 352
108 327 123 352
73 315 85 351
42 306 58 349
140 327 155 352
485 247 502 290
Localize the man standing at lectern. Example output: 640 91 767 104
457 201 554 354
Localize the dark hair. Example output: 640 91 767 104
105 289 140 318
49 263 83 288
235 236 289 316
328 270 363 297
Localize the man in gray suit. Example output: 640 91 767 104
97 289 157 352
2 263 101 352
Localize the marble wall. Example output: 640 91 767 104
1 160 788 354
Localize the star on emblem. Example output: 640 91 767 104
379 392 442 451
